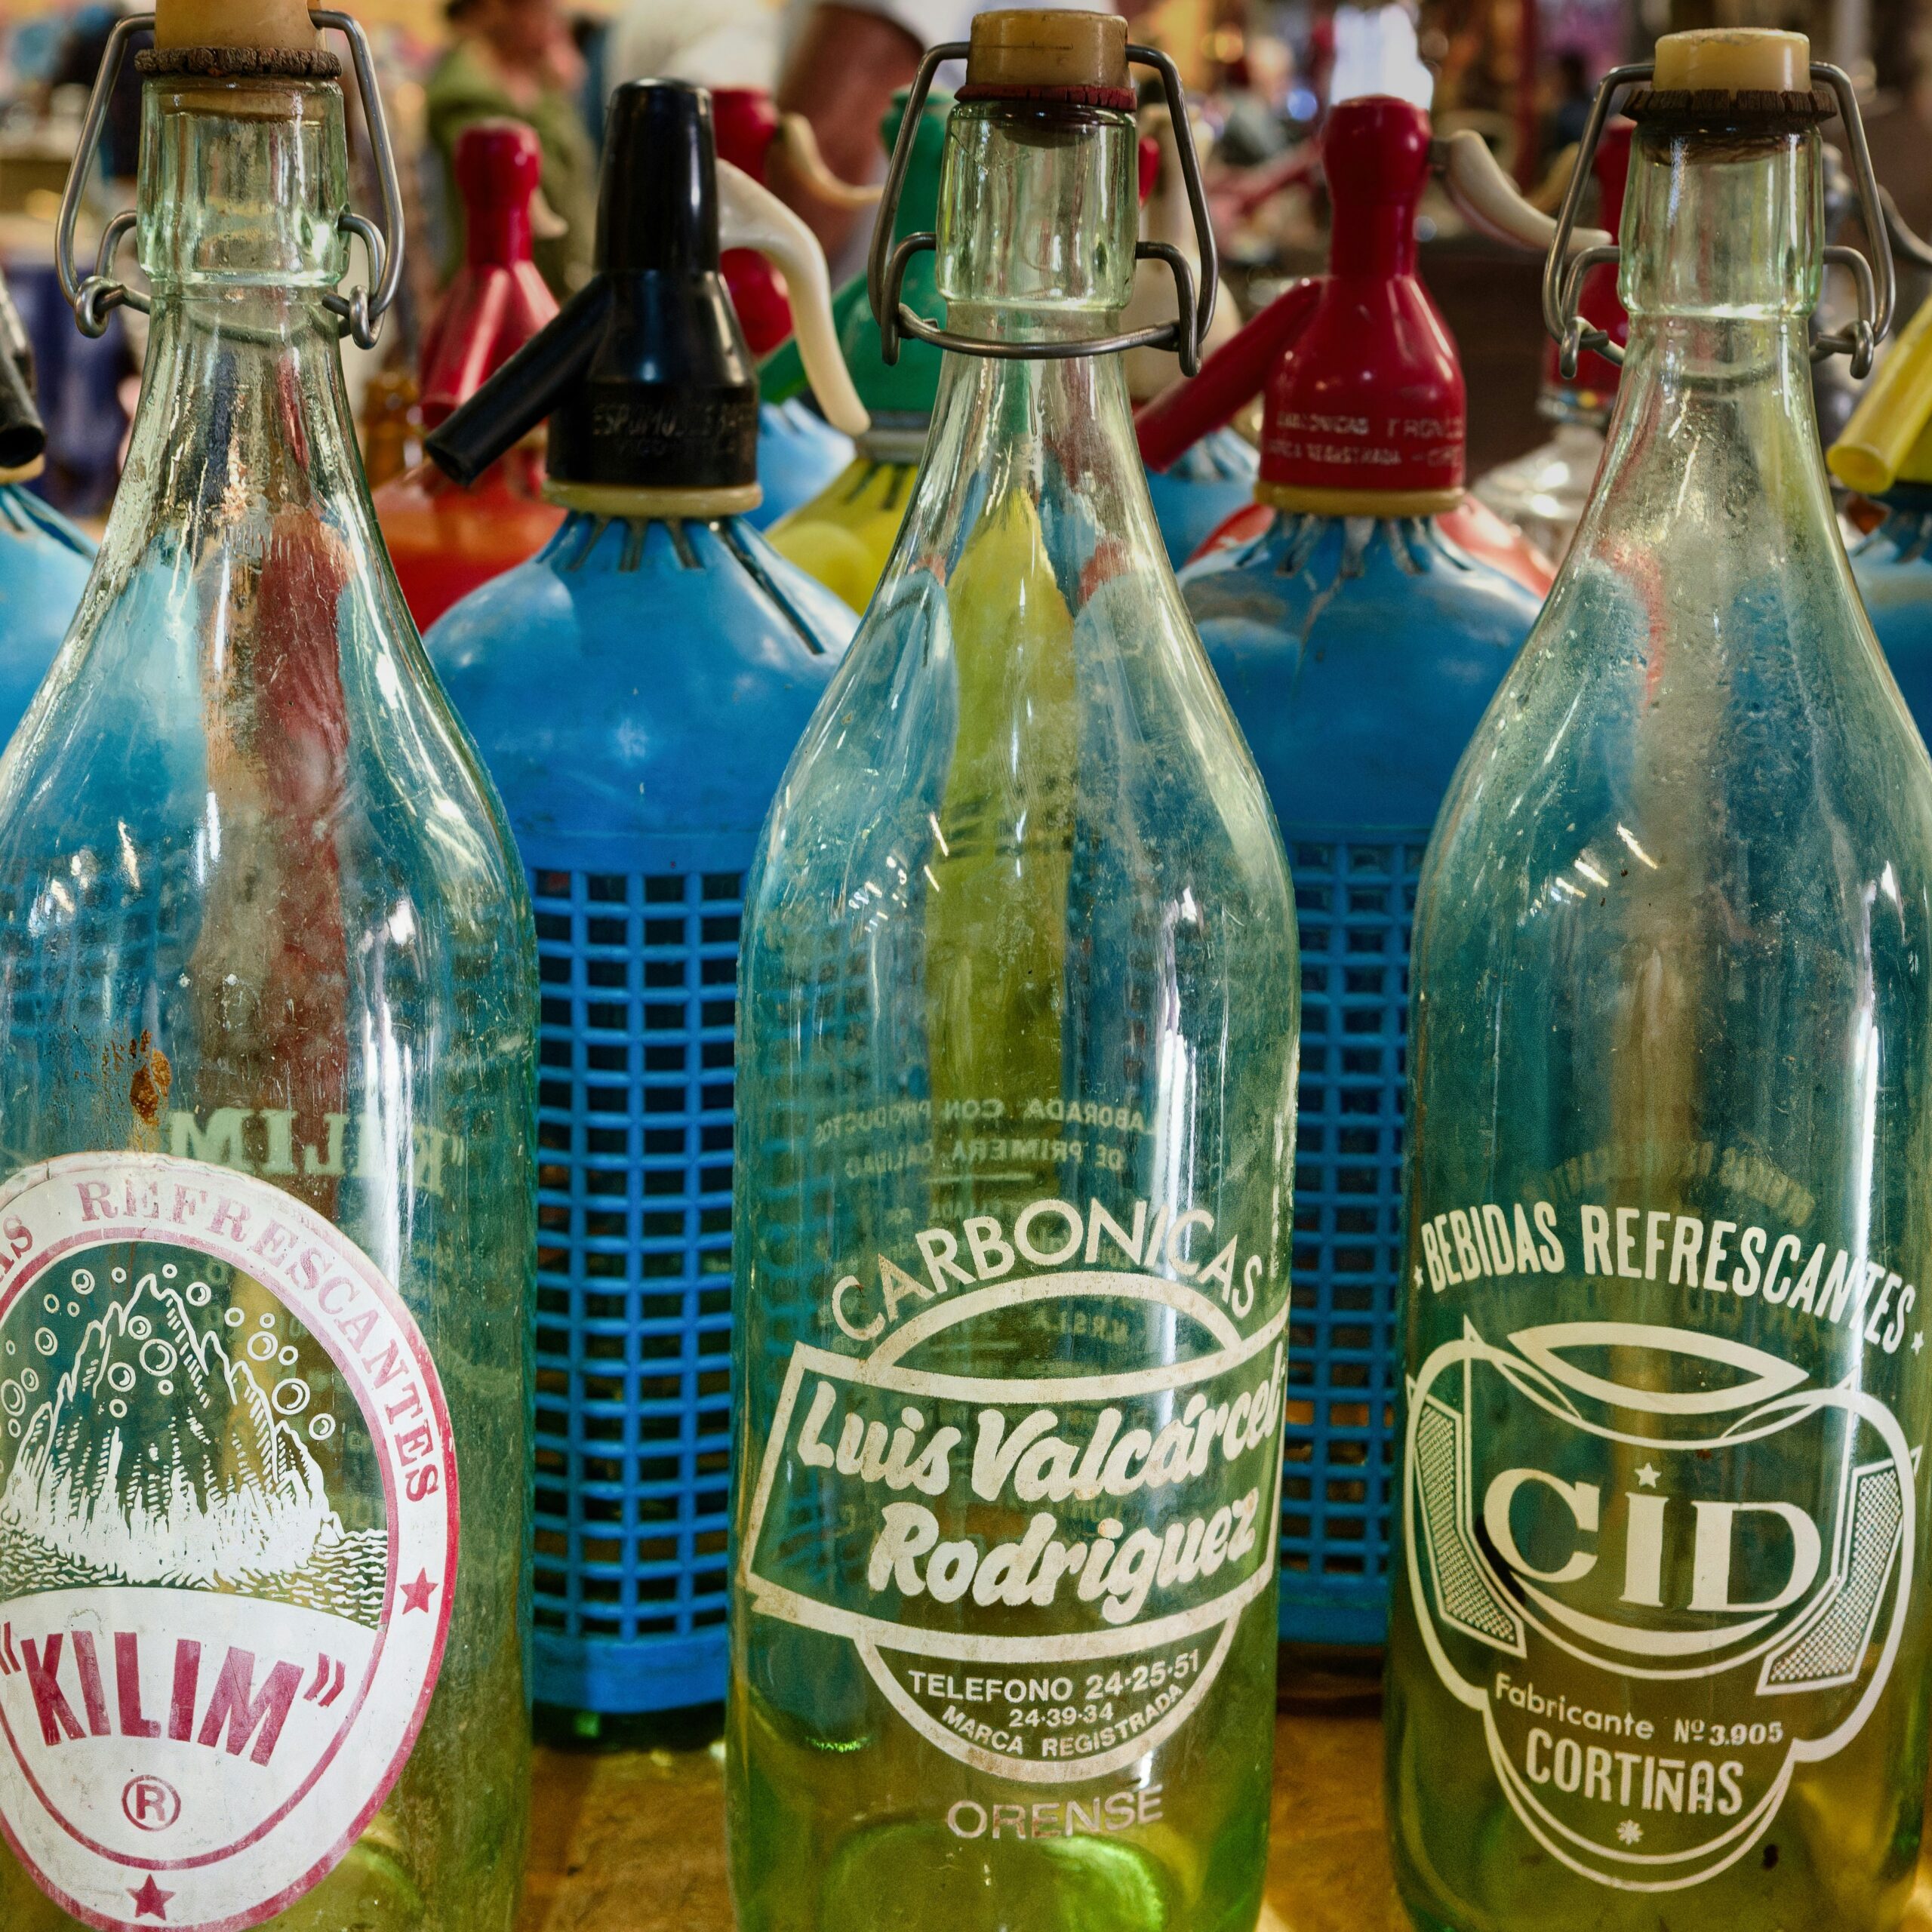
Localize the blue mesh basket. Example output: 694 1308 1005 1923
427 511 854 1711
1179 511 1542 1647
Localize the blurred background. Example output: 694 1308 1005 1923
0 0 1924 518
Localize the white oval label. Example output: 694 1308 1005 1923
0 1153 457 1932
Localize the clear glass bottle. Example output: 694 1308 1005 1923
0 44 534 1932
728 14 1300 1932
1386 32 1932 1931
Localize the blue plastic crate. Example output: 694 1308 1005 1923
529 863 743 1711
1278 836 1419 1647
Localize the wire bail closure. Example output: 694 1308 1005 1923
1543 59 1894 381
56 9 405 351
866 42 1218 377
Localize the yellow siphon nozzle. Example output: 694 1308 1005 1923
1829 293 1932 498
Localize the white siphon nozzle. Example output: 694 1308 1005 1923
1438 129 1611 255
715 158 869 439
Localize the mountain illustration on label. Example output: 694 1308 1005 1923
0 1272 386 1619
0 1153 457 1932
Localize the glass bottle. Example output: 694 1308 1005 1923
1386 31 1930 1930
0 31 535 1932
728 13 1300 1932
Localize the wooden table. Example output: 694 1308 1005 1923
515 1706 1932 1932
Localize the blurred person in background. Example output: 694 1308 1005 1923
772 0 1140 262
427 0 597 294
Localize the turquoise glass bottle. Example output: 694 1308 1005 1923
728 14 1298 1931
0 17 536 1930
1386 32 1932 1930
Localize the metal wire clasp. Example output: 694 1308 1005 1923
866 42 1218 377
1542 60 1894 380
55 9 405 350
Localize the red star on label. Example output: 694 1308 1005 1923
130 1877 174 1920
400 1570 440 1614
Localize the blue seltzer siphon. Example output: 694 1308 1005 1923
727 12 1300 1931
0 2 536 1928
1386 27 1932 1932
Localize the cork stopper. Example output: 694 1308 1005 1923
1652 28 1807 93
964 11 1131 102
153 0 321 54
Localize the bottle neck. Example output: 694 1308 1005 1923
466 194 533 269
888 95 1174 636
101 75 383 617
1577 115 1838 583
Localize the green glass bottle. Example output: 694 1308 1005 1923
728 13 1299 1932
0 13 535 1930
1386 29 1930 1931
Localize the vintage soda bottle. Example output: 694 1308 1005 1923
423 78 862 1722
0 4 537 1929
728 14 1300 1932
1386 29 1929 1930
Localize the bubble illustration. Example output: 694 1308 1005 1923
139 1340 177 1377
34 1330 56 1357
107 1363 136 1394
109 1399 126 1419
69 1269 93 1294
126 1316 151 1341
224 1307 245 1328
187 1281 211 1307
246 1332 278 1364
309 1414 337 1441
41 1294 57 1314
111 1269 126 1284
5 1420 16 1438
65 1303 78 1318
162 1264 177 1278
273 1379 311 1417
278 1346 299 1368
1 1383 22 1416
155 1380 172 1396
258 1313 277 1331
20 1368 38 1392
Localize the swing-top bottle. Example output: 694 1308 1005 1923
0 5 536 1927
1386 30 1932 1930
728 14 1300 1931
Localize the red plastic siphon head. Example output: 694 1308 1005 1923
1549 117 1633 404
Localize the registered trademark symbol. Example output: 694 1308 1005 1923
122 1775 181 1832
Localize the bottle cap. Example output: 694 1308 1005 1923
429 82 863 496
963 11 1131 106
1136 95 1465 514
153 0 321 51
1652 28 1807 92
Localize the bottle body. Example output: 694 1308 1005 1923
1387 109 1932 1932
0 74 535 1932
753 400 856 531
1180 509 1541 1657
427 509 853 1716
731 346 1297 1932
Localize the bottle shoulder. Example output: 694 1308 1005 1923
426 515 854 852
